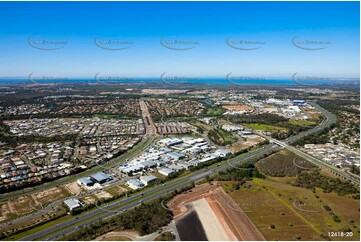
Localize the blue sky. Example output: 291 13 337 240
0 1 359 79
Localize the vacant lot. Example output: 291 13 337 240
94 191 113 200
256 149 317 177
228 134 264 153
105 185 128 196
168 182 265 241
64 182 83 195
208 128 238 146
0 185 70 223
289 120 317 127
189 121 213 132
35 187 70 205
81 195 97 205
243 123 287 132
222 178 360 241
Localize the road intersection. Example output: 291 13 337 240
18 102 346 241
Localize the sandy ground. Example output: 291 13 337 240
106 185 128 196
82 195 97 205
65 182 83 195
35 187 69 203
0 203 11 222
168 183 219 218
192 198 231 241
94 191 113 200
168 182 266 241
93 221 180 241
229 135 264 153
12 196 33 215
210 187 266 241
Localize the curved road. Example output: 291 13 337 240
17 101 342 241
0 135 155 203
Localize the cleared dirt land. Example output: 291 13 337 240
228 135 265 153
193 198 231 241
64 182 83 195
168 182 265 241
222 178 360 241
0 186 69 222
0 186 69 237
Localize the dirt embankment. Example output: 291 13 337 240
168 182 266 241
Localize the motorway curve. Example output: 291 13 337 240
18 102 343 241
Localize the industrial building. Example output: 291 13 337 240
89 172 112 184
158 167 175 177
139 175 158 186
77 177 94 187
126 178 144 190
63 198 84 211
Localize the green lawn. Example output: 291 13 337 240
242 123 287 132
208 128 238 146
222 178 360 241
6 215 72 241
289 120 317 126
206 108 224 116
190 121 213 131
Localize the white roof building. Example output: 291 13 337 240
64 198 83 211
168 164 184 171
140 175 158 186
215 149 232 157
126 179 144 190
158 167 174 177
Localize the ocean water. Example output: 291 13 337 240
0 78 359 86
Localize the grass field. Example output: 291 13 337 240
105 185 128 197
289 120 317 127
206 107 223 116
0 186 70 224
256 149 316 177
190 121 213 131
207 128 238 146
5 215 72 241
221 178 360 241
242 123 287 132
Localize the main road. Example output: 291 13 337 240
16 101 344 241
0 100 158 203
258 102 359 185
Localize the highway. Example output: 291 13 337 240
0 136 155 203
258 102 359 185
139 99 157 136
17 101 346 241
20 142 278 241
